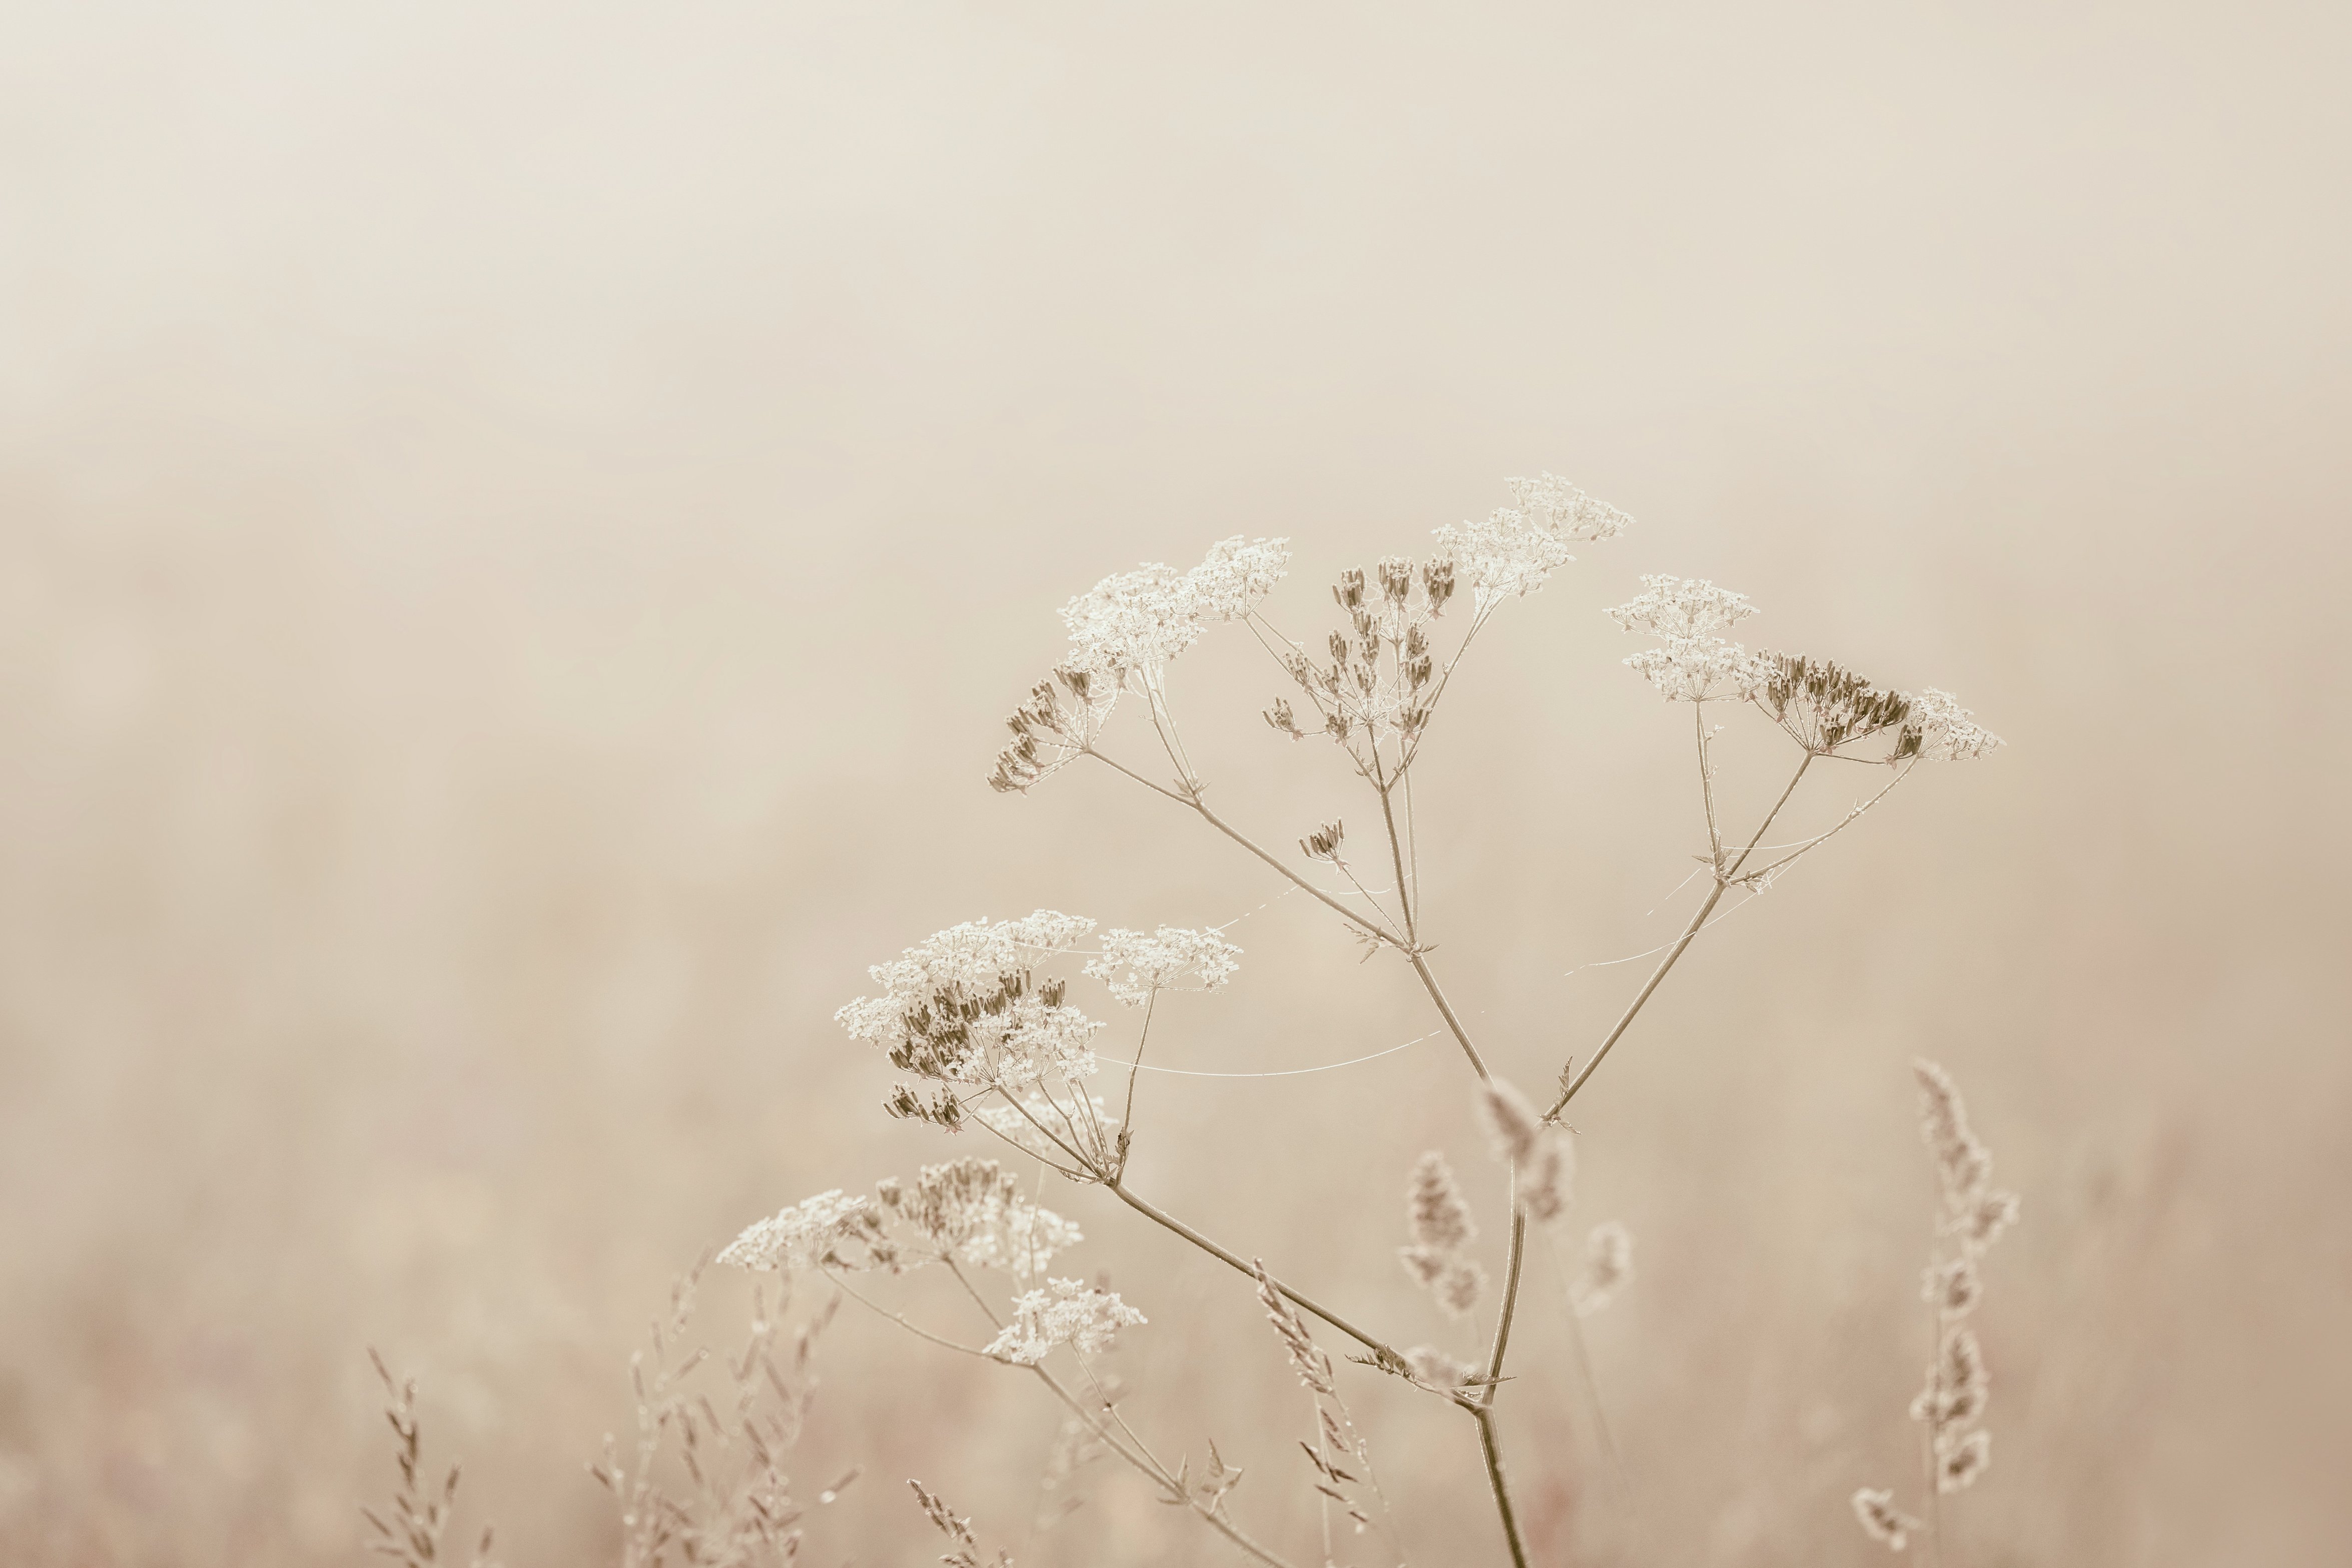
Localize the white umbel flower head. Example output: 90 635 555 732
986 1278 1148 1364
1061 537 1290 682
885 1158 1085 1281
1083 926 1242 1008
1900 687 2004 762
1605 574 1758 638
1433 473 1633 611
718 1190 874 1274
836 912 1105 1090
1608 576 1770 703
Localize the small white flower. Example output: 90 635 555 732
718 1190 874 1273
1902 686 2003 762
888 1158 1083 1280
1060 536 1290 682
1607 577 1770 702
1605 574 1759 637
1621 637 1772 702
1432 474 1633 611
1504 472 1634 543
1083 926 1242 1007
837 912 1106 1089
986 1278 1148 1363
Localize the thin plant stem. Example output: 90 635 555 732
1403 765 1422 931
1472 1409 1531 1568
1117 993 1157 1142
1479 1206 1528 1409
1405 949 1490 1081
828 1276 998 1362
1186 791 1408 949
1552 1241 1628 1513
1090 750 1405 947
1544 750 1815 1120
1103 1179 1407 1371
1368 759 1418 947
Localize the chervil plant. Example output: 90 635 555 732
714 475 2007 1566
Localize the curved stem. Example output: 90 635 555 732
1479 1206 1527 1408
1473 1408 1531 1568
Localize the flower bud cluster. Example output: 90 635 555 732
1756 653 1914 755
989 667 1111 794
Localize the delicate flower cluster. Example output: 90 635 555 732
1569 1221 1635 1318
1083 926 1242 1008
1061 536 1291 681
1432 472 1632 610
717 1190 878 1274
1855 1061 2021 1550
1898 687 2004 763
1398 1151 1486 1319
985 1278 1148 1364
989 536 1288 794
1607 575 1770 703
721 1161 1084 1284
880 1158 1083 1281
1476 1078 1575 1225
837 912 1104 1105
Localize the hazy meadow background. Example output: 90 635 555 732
4 3 2348 1562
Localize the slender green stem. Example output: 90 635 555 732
1104 1179 1406 1371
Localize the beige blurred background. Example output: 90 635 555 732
3 2 2347 1563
